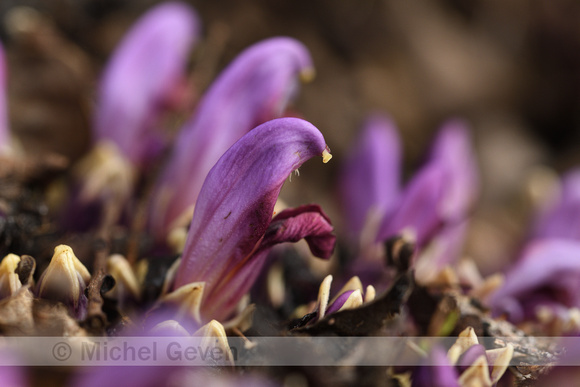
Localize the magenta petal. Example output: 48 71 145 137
532 168 580 241
173 117 329 306
427 220 469 269
339 114 401 237
457 344 487 374
259 204 335 258
428 119 479 221
325 290 355 316
95 2 199 166
195 204 335 322
148 37 313 241
73 366 175 387
194 202 337 313
377 163 448 245
413 347 460 387
490 239 580 319
0 353 26 387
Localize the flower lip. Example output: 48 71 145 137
489 239 580 322
169 117 332 322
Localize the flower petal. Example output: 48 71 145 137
532 168 580 240
172 117 330 315
148 37 314 241
415 220 468 282
456 344 487 374
428 119 479 221
377 163 448 245
413 347 460 387
95 2 199 165
490 239 580 321
0 351 27 387
339 114 401 236
258 204 335 258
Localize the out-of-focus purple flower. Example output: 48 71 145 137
147 37 314 242
0 352 27 387
74 366 279 387
490 239 580 325
94 1 200 167
531 168 580 241
166 117 334 323
412 347 460 387
489 168 580 330
60 2 199 232
339 114 401 238
376 118 478 249
427 119 479 221
340 116 478 283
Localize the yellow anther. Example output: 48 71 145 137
322 148 332 164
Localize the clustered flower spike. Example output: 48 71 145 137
94 1 200 167
147 37 315 242
168 117 335 323
5 1 555 384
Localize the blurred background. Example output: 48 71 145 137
1 0 579 274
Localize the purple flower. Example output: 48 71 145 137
412 347 461 387
490 239 580 325
94 1 200 167
340 116 478 282
60 2 199 231
376 118 478 250
339 114 401 238
490 168 580 329
74 366 278 387
147 37 314 242
531 168 580 241
0 352 27 387
167 117 335 323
